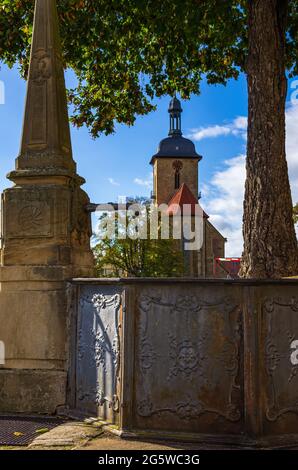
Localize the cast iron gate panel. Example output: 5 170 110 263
131 284 244 435
71 279 298 445
261 288 298 435
75 285 122 422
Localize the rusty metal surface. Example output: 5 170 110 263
260 287 298 435
75 285 122 423
0 416 66 446
131 285 243 435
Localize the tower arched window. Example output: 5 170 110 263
175 171 180 189
173 160 183 190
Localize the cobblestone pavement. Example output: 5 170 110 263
0 420 297 451
78 434 240 451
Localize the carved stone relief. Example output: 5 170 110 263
30 50 52 83
6 198 53 238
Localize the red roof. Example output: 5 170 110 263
166 183 209 217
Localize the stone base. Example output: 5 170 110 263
0 369 67 414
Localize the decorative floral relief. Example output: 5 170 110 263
221 338 239 374
168 335 203 380
92 293 121 312
264 296 298 314
18 205 43 231
139 293 236 316
136 395 240 422
139 339 157 371
95 389 106 406
175 397 204 420
266 341 280 374
174 295 201 314
93 330 107 370
137 398 154 417
139 294 162 313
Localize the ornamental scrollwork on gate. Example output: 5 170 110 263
137 293 242 423
77 292 121 412
92 293 121 311
137 394 240 422
167 335 204 380
264 296 298 421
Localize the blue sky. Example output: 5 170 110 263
1 64 297 256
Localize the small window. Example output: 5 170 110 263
173 160 183 190
175 171 180 189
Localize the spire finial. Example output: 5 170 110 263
16 0 75 173
168 95 182 137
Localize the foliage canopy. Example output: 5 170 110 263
1 0 297 137
93 200 185 277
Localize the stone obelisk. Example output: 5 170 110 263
1 0 93 273
0 0 93 413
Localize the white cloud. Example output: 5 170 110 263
134 173 153 189
188 116 247 141
202 102 298 257
203 155 246 257
108 177 120 186
286 104 298 204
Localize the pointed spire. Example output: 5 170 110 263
168 95 182 137
16 0 75 173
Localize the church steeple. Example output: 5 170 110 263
151 96 202 207
168 95 182 137
16 0 75 173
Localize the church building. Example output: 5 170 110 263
150 97 227 277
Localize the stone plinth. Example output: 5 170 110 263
1 173 94 276
0 266 71 413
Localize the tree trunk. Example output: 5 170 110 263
240 0 298 278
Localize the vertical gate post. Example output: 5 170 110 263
243 285 262 441
119 285 136 432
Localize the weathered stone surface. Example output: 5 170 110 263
29 422 103 448
1 183 94 273
0 369 67 414
0 268 67 370
17 0 74 172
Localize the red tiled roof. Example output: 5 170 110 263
166 183 209 217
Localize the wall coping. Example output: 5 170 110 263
71 277 298 286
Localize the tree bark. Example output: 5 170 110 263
240 0 298 278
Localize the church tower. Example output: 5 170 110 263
150 97 227 278
151 96 202 206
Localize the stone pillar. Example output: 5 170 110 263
0 0 94 413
